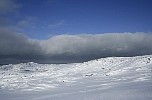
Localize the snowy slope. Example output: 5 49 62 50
0 55 152 100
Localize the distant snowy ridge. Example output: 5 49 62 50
0 55 152 91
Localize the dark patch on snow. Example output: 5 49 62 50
85 74 94 77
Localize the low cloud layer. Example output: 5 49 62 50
40 33 152 55
0 30 152 64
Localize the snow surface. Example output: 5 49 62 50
0 55 152 100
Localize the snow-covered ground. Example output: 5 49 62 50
0 55 152 100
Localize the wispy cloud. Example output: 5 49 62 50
0 17 11 27
48 20 66 28
0 0 21 29
45 0 54 5
17 16 38 29
0 0 20 15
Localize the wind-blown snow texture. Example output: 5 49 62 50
0 55 152 100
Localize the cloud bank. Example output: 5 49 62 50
0 30 152 64
40 33 152 56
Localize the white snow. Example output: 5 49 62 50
0 55 152 100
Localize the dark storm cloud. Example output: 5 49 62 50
0 31 152 64
0 28 41 56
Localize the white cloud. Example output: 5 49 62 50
39 33 152 57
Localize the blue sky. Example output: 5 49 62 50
3 0 152 39
1 0 152 64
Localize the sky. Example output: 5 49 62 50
0 0 152 64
